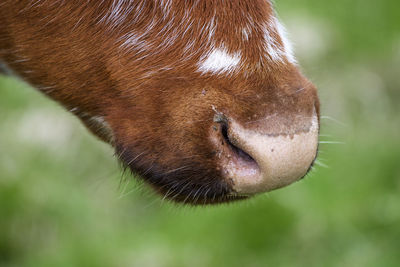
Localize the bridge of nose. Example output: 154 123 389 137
222 74 318 132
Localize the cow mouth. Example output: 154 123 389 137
147 176 249 205
157 189 248 205
115 143 246 205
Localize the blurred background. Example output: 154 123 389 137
1 0 399 266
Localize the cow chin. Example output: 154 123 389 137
115 143 247 205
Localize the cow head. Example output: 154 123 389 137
99 1 320 204
1 0 319 205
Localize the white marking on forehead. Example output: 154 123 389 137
274 18 297 64
198 48 241 75
120 32 149 50
157 0 172 15
242 26 251 41
263 21 285 62
206 15 217 41
103 0 132 27
263 16 297 64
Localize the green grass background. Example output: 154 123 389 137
1 0 400 266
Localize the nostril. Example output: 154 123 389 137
220 122 256 164
220 122 229 144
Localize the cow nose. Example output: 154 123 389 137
212 112 319 195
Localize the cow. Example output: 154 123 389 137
0 0 320 205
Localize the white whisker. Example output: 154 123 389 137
163 166 189 175
126 152 145 165
161 186 177 202
202 187 212 205
319 134 333 137
319 141 345 144
182 188 194 205
293 87 305 95
320 116 347 126
314 159 329 168
170 180 192 200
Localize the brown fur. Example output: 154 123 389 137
0 0 319 205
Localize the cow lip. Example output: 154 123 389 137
164 193 249 205
115 141 250 205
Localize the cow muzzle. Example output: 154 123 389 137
211 110 319 195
